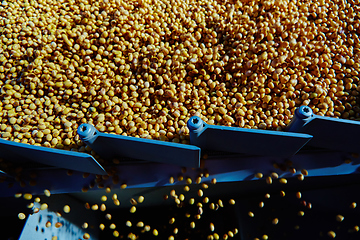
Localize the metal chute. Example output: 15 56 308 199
0 138 106 175
287 105 360 153
187 116 312 158
77 123 201 168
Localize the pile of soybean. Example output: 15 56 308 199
0 0 359 152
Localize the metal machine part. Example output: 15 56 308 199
287 105 360 152
77 123 201 168
0 138 106 175
1 106 360 239
19 194 100 240
187 115 312 157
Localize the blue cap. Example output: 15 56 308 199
187 116 204 132
77 123 98 144
296 105 313 119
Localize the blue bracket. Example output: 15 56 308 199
77 123 201 168
287 106 360 152
187 116 313 158
0 138 106 175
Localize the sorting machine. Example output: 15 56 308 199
1 105 360 239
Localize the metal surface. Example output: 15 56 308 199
0 138 106 175
77 123 201 168
187 116 313 157
1 149 359 200
287 105 360 153
19 194 99 240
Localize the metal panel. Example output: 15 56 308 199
287 105 360 153
1 149 358 200
0 138 106 175
77 123 201 168
19 194 99 240
187 116 313 157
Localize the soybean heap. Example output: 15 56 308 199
0 0 359 153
